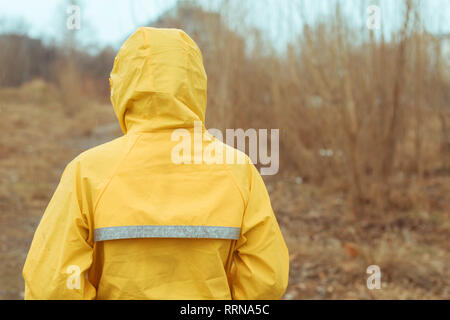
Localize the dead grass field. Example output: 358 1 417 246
0 80 448 299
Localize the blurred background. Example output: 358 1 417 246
0 0 449 299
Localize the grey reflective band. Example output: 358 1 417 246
94 225 241 242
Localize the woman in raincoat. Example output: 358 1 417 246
22 27 289 300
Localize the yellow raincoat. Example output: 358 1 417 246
22 27 289 300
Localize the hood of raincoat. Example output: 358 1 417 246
109 27 207 134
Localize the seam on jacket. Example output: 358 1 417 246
92 133 142 216
230 159 256 255
225 166 246 209
223 162 248 220
223 162 249 295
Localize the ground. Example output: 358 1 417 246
0 80 448 299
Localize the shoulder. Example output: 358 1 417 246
63 134 136 185
209 137 255 201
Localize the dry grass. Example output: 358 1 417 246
269 176 449 299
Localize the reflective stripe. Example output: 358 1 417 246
94 225 241 242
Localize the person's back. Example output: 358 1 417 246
22 27 289 300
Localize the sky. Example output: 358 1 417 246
0 0 449 51
0 0 177 47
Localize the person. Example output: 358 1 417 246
22 27 289 300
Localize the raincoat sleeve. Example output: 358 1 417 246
22 160 96 300
229 164 289 300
